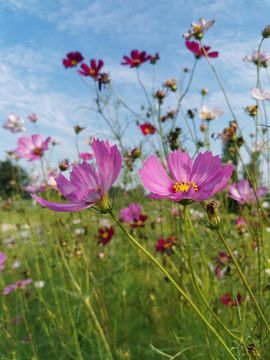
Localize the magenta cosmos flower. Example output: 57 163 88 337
185 41 218 59
15 134 51 161
139 150 234 204
121 50 152 68
78 59 104 78
63 52 84 68
227 179 267 205
120 202 142 223
0 252 7 271
3 113 26 133
33 138 122 212
3 279 32 295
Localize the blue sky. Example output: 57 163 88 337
1 0 270 170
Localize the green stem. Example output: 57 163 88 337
158 102 168 159
217 228 270 333
110 211 237 360
183 206 242 342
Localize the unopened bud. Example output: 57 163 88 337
206 201 220 226
200 123 207 132
187 109 195 119
201 88 208 96
131 147 141 159
74 125 85 134
262 24 270 38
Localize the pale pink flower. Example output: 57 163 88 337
183 19 215 40
33 138 122 212
3 113 26 133
227 179 267 205
0 252 7 271
15 134 51 161
243 50 270 67
28 114 38 123
252 88 270 101
3 279 32 295
139 150 234 203
79 152 94 161
199 105 223 121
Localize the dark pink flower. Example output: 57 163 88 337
139 150 234 204
15 135 51 161
220 292 242 307
140 123 156 136
227 179 267 205
130 214 148 229
121 50 152 68
155 237 177 254
63 52 84 68
185 41 218 59
95 226 114 246
33 139 122 213
3 279 32 295
120 202 142 223
78 59 104 78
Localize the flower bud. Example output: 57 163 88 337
131 147 142 159
201 88 208 96
200 123 207 132
262 24 270 38
187 109 195 119
206 201 220 226
74 125 85 134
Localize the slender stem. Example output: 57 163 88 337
158 102 168 159
136 68 152 111
183 206 242 342
179 59 198 102
217 228 270 333
110 211 237 360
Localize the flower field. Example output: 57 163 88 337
1 18 270 360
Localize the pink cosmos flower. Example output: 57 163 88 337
139 150 234 204
79 152 94 161
3 113 26 133
199 105 223 121
220 292 242 307
120 202 142 223
95 226 114 246
33 138 122 212
63 52 84 68
2 279 32 295
243 50 270 67
252 88 270 101
155 237 177 254
185 41 218 59
28 114 38 123
121 50 152 68
24 178 46 194
227 179 267 205
78 59 104 78
0 252 7 271
183 19 215 40
140 123 156 136
130 214 148 229
236 217 248 235
15 135 51 161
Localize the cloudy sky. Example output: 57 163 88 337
1 0 270 169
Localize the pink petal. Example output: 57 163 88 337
32 195 93 212
167 150 193 182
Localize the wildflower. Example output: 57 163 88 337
243 50 270 67
63 52 84 68
236 217 248 235
245 105 257 117
250 141 268 153
15 134 51 161
27 113 38 123
163 78 177 91
34 281 45 288
79 152 94 161
150 53 160 64
185 41 218 59
140 123 156 136
131 214 148 229
0 252 7 270
139 150 234 204
227 179 267 205
155 237 177 254
171 207 180 217
120 202 142 223
79 59 104 78
183 18 215 40
206 200 220 226
74 125 85 134
216 252 231 265
3 113 26 133
95 226 114 246
33 138 122 213
252 88 270 101
24 179 46 194
59 160 69 171
161 110 178 123
13 315 22 324
199 105 223 121
121 50 151 68
220 292 242 307
214 121 238 144
3 279 32 295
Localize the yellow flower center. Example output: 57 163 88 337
33 148 42 155
71 60 77 66
97 185 102 192
89 68 96 75
145 128 150 133
220 256 228 263
193 24 201 31
163 243 171 249
133 59 141 65
102 232 109 239
136 220 143 226
173 180 198 193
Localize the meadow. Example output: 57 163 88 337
1 19 270 359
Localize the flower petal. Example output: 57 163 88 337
32 195 93 212
167 150 193 182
